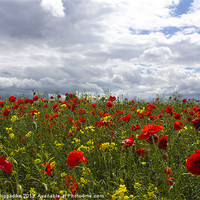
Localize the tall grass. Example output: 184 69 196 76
0 92 200 199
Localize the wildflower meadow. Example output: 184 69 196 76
1 91 200 199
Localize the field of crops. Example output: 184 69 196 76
1 92 200 199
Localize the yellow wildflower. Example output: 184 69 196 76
86 96 91 101
102 116 111 121
11 170 17 176
6 127 13 133
35 159 41 164
29 188 37 196
86 139 94 146
50 161 56 168
9 133 15 139
61 104 67 108
59 190 68 196
80 177 88 186
61 172 67 177
115 185 127 195
112 185 128 200
54 141 64 149
148 191 155 198
71 138 81 146
34 112 40 116
10 115 19 123
85 126 95 132
50 181 57 190
26 131 32 137
143 194 148 199
134 182 142 188
82 167 91 176
77 145 90 151
15 147 25 153
100 142 116 151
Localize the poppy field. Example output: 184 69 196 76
1 92 200 199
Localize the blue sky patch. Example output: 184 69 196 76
129 27 151 35
171 0 193 16
160 27 180 37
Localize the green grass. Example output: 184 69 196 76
0 93 200 199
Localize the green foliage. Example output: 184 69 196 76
0 92 200 199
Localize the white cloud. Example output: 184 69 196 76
41 0 65 17
0 0 200 100
136 46 173 64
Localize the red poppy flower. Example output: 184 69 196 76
0 102 4 108
106 102 113 108
30 109 38 116
53 103 60 110
108 96 116 102
192 118 200 130
165 106 173 116
186 149 200 175
33 96 39 101
13 104 19 109
69 179 78 195
0 156 12 173
146 134 158 144
166 176 174 185
78 107 86 115
52 113 59 118
64 174 78 195
138 124 164 140
182 98 187 103
164 168 172 174
174 121 183 130
122 114 131 122
44 162 55 176
194 107 200 113
116 110 124 115
9 95 16 103
131 107 135 111
24 98 29 104
79 117 86 123
57 94 61 98
130 124 140 131
64 175 73 186
136 148 145 157
92 103 97 109
121 137 134 147
67 150 87 169
29 99 34 104
162 153 168 160
174 113 181 120
3 108 10 116
137 112 144 119
158 135 168 150
54 195 62 200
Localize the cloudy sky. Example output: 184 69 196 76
0 0 200 100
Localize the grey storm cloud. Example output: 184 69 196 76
0 0 46 39
0 0 200 100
